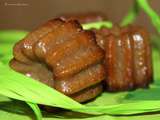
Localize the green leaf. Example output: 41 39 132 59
121 0 140 26
2 95 160 120
0 44 13 61
0 63 83 109
0 30 28 43
82 21 113 29
137 0 160 33
26 102 42 120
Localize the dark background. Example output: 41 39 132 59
0 0 160 33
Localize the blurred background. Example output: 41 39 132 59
0 0 160 33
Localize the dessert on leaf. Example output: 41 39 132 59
10 15 153 102
10 18 105 102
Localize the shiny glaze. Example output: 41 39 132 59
10 18 105 102
22 19 64 60
52 32 104 79
104 25 152 91
34 20 82 61
13 40 33 64
54 64 105 95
